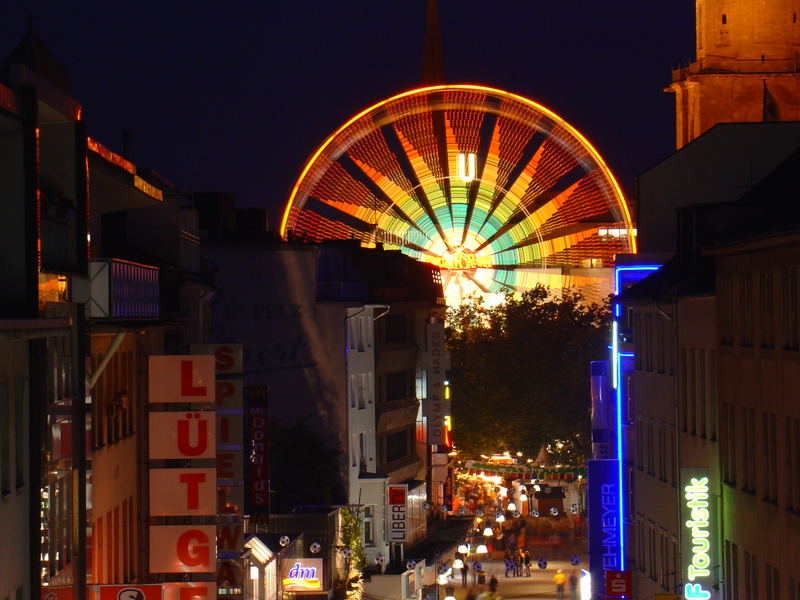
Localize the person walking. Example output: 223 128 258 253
461 562 469 587
568 570 578 600
523 550 531 576
553 569 566 600
489 573 498 594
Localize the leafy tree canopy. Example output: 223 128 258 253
446 285 610 465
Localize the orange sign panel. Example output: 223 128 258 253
98 585 163 600
148 356 215 404
149 525 216 573
162 582 216 600
149 468 216 516
148 412 215 459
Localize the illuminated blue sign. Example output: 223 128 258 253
588 459 623 593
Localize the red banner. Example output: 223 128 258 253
247 391 268 512
605 570 632 598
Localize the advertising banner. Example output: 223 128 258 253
215 413 243 447
148 356 215 404
246 391 269 512
387 484 409 543
215 379 243 410
191 344 243 375
148 411 215 459
162 582 216 600
680 467 718 599
149 468 216 516
98 585 162 600
217 523 244 559
41 588 75 600
217 484 244 515
425 318 447 445
280 559 324 591
149 525 216 573
605 570 632 599
587 459 622 595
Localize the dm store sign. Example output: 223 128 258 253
281 559 324 591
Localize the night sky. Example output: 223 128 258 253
2 1 695 222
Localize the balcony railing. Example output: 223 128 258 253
89 258 159 319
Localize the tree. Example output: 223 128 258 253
447 285 610 464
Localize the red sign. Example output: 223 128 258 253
605 570 632 598
389 486 407 505
98 585 163 600
247 395 269 512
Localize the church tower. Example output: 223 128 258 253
669 0 800 148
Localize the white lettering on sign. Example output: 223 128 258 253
457 153 477 183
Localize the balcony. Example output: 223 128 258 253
88 258 159 319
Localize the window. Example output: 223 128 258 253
722 13 727 24
720 276 734 345
721 403 737 486
740 275 754 347
744 551 759 600
743 407 757 493
14 379 24 489
785 418 800 511
766 563 780 600
708 351 718 441
363 506 375 546
1 382 9 496
760 272 775 348
385 371 410 402
386 429 409 463
689 349 697 436
680 348 688 432
384 314 407 342
726 540 740 600
782 269 799 350
763 412 777 503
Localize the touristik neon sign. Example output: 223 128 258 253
681 470 715 599
281 561 322 591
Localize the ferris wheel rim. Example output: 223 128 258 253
279 83 636 253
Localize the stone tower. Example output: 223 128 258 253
669 0 800 148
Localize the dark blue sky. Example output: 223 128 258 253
2 1 695 222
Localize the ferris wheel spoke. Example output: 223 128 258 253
382 124 453 251
460 112 497 247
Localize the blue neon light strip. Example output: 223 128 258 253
612 265 661 571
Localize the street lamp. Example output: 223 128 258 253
483 527 493 537
458 544 469 554
507 502 516 512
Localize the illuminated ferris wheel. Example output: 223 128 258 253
279 85 636 305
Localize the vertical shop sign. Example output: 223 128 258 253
588 459 622 596
246 387 269 512
425 316 446 445
387 484 408 543
680 468 717 600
